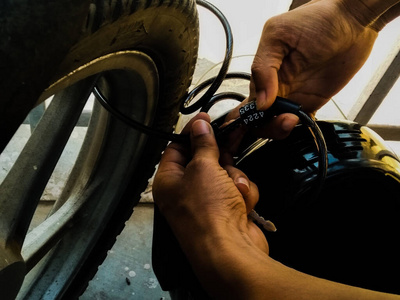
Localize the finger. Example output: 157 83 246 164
181 112 211 135
154 143 188 212
161 112 214 166
253 113 299 140
250 63 279 111
158 142 189 172
247 220 270 255
190 119 220 162
224 165 259 214
251 21 288 110
224 101 298 141
218 124 248 166
159 112 212 170
224 97 250 121
156 113 212 182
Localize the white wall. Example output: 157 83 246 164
197 0 292 62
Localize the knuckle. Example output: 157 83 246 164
190 156 215 171
251 59 265 76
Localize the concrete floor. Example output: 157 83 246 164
27 202 170 299
81 204 171 300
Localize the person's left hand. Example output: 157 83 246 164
153 113 269 255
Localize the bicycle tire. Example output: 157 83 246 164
0 0 198 298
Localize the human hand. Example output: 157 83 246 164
153 113 268 255
153 115 400 300
223 0 379 142
252 0 378 114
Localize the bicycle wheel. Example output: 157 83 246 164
0 0 199 299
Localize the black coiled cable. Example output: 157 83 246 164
94 0 328 190
95 0 234 144
180 0 234 114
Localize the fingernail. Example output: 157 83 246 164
256 90 267 110
282 115 299 132
235 177 250 191
192 120 210 137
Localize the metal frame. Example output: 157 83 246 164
348 46 400 140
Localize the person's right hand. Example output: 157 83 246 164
252 0 378 114
224 0 379 143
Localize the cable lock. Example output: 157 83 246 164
94 0 328 192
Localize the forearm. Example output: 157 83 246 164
355 0 400 15
179 227 400 299
163 202 400 299
166 206 400 299
339 0 400 30
373 2 400 30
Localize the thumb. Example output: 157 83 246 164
251 54 280 111
251 20 288 110
190 119 220 162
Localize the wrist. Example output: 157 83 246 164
177 223 270 298
338 0 400 30
161 204 265 297
373 3 400 30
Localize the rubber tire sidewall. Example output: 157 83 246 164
12 0 199 298
61 1 199 297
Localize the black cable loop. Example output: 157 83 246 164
298 111 328 192
93 86 190 144
188 72 250 104
201 92 246 113
93 0 328 194
180 0 234 114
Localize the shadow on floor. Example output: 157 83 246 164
81 204 171 300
